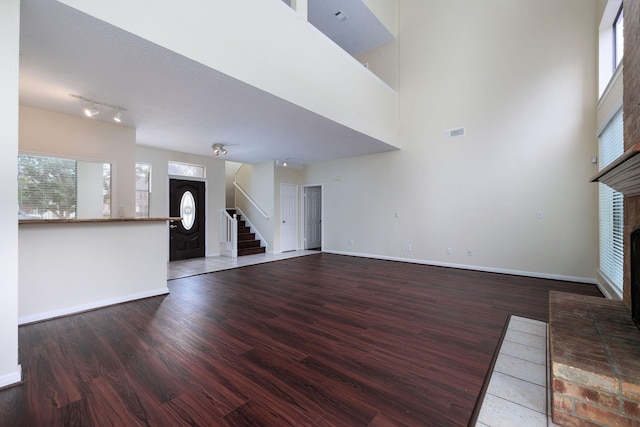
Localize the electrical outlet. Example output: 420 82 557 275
467 249 473 256
406 244 412 252
536 211 544 219
349 239 354 246
447 248 452 255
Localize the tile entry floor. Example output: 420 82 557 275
476 316 558 427
168 254 557 426
167 249 319 280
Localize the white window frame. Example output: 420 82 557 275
168 161 205 178
598 108 624 294
598 0 623 96
135 162 151 218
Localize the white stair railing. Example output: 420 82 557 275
233 181 269 219
235 207 268 253
220 209 238 257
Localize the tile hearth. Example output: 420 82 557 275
475 316 556 427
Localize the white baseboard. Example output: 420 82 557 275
595 269 624 299
18 288 170 325
325 250 597 285
0 365 22 389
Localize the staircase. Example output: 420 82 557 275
226 210 266 256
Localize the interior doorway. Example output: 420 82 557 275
280 183 298 252
303 185 322 250
280 184 298 252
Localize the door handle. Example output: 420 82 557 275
170 224 177 229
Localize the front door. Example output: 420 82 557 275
280 183 298 252
169 179 206 261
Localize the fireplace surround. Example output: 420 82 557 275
551 1 640 425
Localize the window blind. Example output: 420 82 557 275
18 155 77 219
598 108 624 290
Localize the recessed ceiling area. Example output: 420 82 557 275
18 0 397 166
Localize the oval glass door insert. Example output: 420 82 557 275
180 190 196 230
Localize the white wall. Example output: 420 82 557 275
235 162 275 250
225 161 242 208
19 221 169 324
58 0 399 147
0 0 21 388
19 106 136 217
135 145 226 257
356 39 399 90
304 0 599 282
362 0 397 37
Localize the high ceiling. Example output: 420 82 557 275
18 0 396 165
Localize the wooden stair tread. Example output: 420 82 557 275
228 210 263 256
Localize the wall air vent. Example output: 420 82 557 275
334 10 348 21
445 127 465 138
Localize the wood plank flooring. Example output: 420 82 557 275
0 254 602 426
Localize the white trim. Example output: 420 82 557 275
18 288 169 325
324 250 598 285
0 366 22 389
595 268 624 299
597 64 623 112
596 66 623 137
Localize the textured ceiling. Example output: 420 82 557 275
18 0 396 165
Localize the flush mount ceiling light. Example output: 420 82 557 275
70 94 127 122
212 143 228 156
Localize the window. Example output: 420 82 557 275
18 155 111 219
135 163 151 218
598 0 623 96
614 4 624 69
598 109 624 291
168 161 205 178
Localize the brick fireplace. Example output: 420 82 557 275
550 1 640 425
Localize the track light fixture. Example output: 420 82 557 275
276 159 303 170
212 143 228 156
70 94 127 123
84 103 100 117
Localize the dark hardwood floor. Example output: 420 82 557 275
0 254 602 426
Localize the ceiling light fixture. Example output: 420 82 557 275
276 159 303 169
212 143 228 156
70 94 127 122
84 104 100 117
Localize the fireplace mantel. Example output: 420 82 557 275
592 142 640 196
